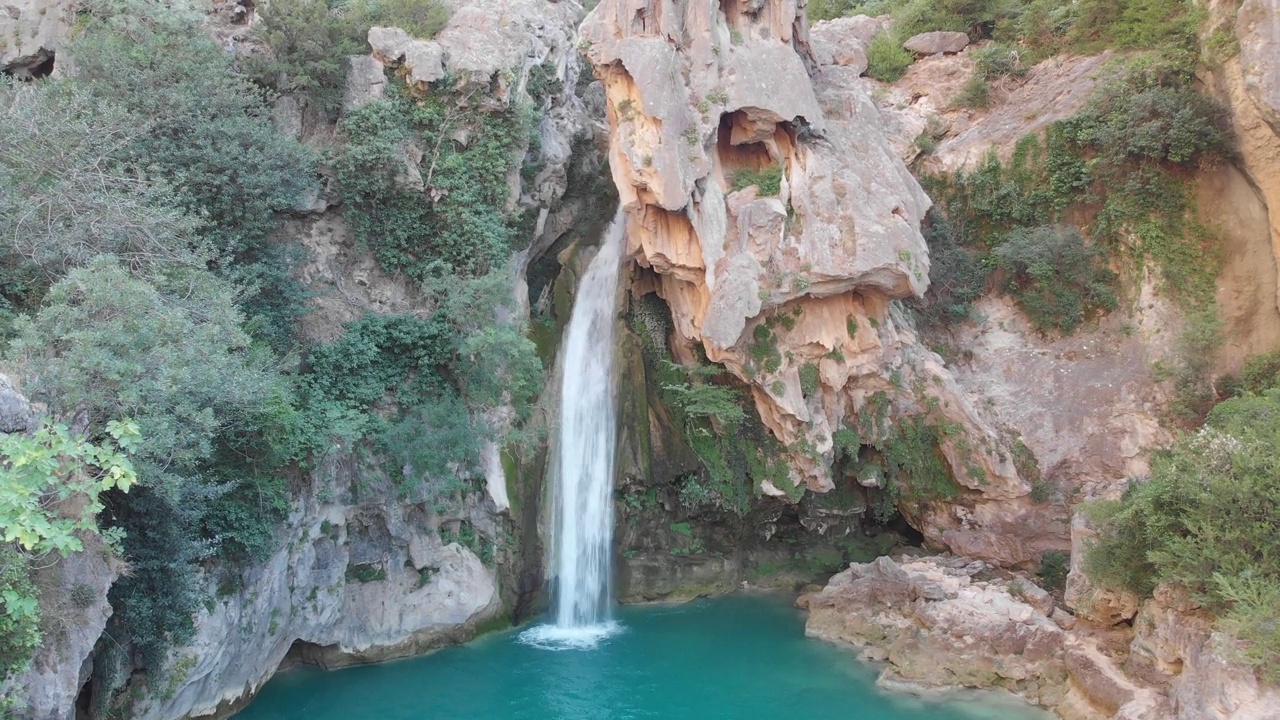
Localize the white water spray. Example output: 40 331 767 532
521 210 625 650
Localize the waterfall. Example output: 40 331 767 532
521 210 625 650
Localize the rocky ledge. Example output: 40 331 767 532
801 555 1280 720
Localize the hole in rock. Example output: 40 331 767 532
2 50 55 80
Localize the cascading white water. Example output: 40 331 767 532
521 210 625 650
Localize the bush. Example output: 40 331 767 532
353 0 450 38
71 1 320 351
1086 389 1280 680
242 0 365 115
0 79 202 282
1038 549 1069 593
865 33 915 83
0 546 40 681
729 166 783 196
334 93 534 280
912 210 989 326
993 226 1117 335
953 75 991 109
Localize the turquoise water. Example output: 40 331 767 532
236 594 1048 720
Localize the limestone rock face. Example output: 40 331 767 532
0 0 74 75
0 374 34 433
367 26 445 88
1063 512 1140 627
5 534 118 720
1127 587 1280 720
802 554 1279 720
581 0 1030 551
902 30 969 55
809 15 881 73
126 471 501 720
1237 0 1280 134
804 555 1067 707
1213 7 1280 323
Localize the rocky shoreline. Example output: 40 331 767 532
800 555 1280 720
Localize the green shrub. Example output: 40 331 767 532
953 75 991 109
353 0 450 39
71 2 320 352
866 33 915 83
242 0 366 115
1086 389 1280 680
0 547 40 681
799 362 821 396
1038 549 1069 593
878 417 958 502
346 563 387 583
335 93 535 281
729 165 783 196
993 226 1117 335
925 59 1231 334
912 210 989 326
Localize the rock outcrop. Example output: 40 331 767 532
803 554 1280 720
121 471 502 720
903 31 969 56
582 0 1033 562
805 555 1067 708
1237 0 1280 135
0 0 73 76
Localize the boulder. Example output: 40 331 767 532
903 31 969 55
810 15 882 73
344 54 388 112
0 374 33 434
367 26 444 87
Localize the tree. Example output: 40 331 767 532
0 419 139 555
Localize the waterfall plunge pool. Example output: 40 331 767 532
235 593 1051 720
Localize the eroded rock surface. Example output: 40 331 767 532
803 555 1280 720
0 0 73 76
1238 0 1280 134
582 0 1032 561
805 555 1067 708
126 471 501 720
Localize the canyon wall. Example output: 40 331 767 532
580 0 1054 571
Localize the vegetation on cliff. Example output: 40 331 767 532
0 0 541 702
1085 367 1280 681
813 0 1204 82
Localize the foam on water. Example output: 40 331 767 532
516 621 624 651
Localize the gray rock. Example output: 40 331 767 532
5 533 117 720
0 0 75 75
810 15 882 74
1237 0 1280 134
366 26 444 87
903 31 970 55
0 374 33 433
344 55 388 112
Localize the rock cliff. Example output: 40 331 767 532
3 0 607 716
580 0 1038 566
